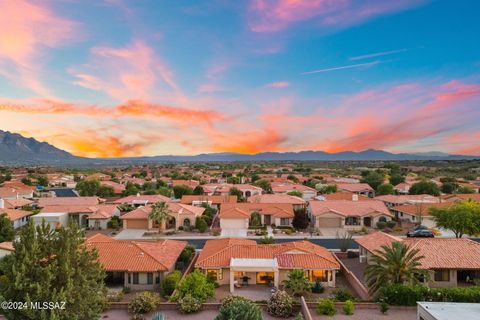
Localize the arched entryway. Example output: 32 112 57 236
183 218 191 228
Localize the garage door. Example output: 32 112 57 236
220 219 246 229
126 219 148 229
317 217 342 227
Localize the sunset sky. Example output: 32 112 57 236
1 0 479 157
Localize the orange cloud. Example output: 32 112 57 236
0 98 225 123
0 0 79 95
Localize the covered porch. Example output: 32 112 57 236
229 258 279 293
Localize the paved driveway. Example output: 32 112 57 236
319 228 349 237
114 229 147 240
221 228 247 237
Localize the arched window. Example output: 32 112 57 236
183 218 191 227
379 216 387 222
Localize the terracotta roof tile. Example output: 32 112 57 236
309 200 391 217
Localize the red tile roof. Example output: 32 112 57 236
196 238 339 270
120 203 204 220
38 197 100 207
86 234 186 272
0 241 14 251
219 203 294 219
356 232 480 269
181 195 238 205
309 200 391 217
0 208 33 221
113 194 171 204
248 194 306 205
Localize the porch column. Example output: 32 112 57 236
331 270 336 287
230 270 235 293
124 272 128 287
274 270 279 289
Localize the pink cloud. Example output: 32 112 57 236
70 40 179 101
248 0 424 33
266 81 290 88
0 0 79 96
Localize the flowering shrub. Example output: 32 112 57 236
316 298 336 316
267 290 293 318
178 294 202 313
128 292 161 316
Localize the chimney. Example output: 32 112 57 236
352 194 359 202
0 198 4 209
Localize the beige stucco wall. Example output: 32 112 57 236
220 218 248 229
427 269 457 288
124 271 164 291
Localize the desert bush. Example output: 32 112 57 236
128 292 161 316
376 221 387 229
386 220 397 228
333 288 354 302
343 300 354 315
316 298 336 316
161 270 182 297
215 296 262 320
178 294 202 313
311 279 324 294
267 290 293 318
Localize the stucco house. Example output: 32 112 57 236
247 194 307 210
356 231 480 288
195 238 340 293
87 234 186 290
0 207 34 229
180 195 238 210
202 183 262 198
37 204 120 229
389 202 453 228
113 194 172 206
309 199 392 229
336 183 375 198
271 182 317 200
219 203 295 236
120 203 205 230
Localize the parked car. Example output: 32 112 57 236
406 229 434 238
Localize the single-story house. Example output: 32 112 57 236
87 205 121 229
172 179 200 188
202 184 262 198
37 196 100 207
375 194 439 209
390 202 453 228
247 194 307 211
336 183 375 198
309 200 392 229
36 204 120 229
100 181 126 194
219 203 294 232
315 192 372 201
441 193 480 203
0 198 34 209
120 203 205 230
112 194 172 206
394 182 413 194
195 238 340 293
271 183 317 200
180 195 238 210
31 212 69 229
0 187 34 200
87 234 187 291
356 231 480 288
0 241 14 259
0 207 34 229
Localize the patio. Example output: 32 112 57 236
215 284 274 301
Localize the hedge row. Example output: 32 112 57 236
378 284 480 306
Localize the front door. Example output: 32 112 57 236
363 217 371 227
264 215 271 225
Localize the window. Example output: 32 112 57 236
378 216 387 222
412 216 416 221
434 270 450 282
133 273 139 284
345 217 359 225
128 273 131 284
155 275 160 284
183 218 191 227
147 273 153 285
307 270 327 282
280 218 289 226
207 269 222 281
400 212 404 217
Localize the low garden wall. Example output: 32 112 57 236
334 254 370 300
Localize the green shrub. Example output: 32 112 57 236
376 221 387 229
179 245 195 264
106 290 124 302
128 292 161 316
173 269 215 303
215 296 262 320
333 288 354 302
122 286 131 294
267 290 293 318
378 284 480 306
178 294 202 313
294 313 304 320
343 300 354 315
386 220 397 228
161 270 182 297
379 301 389 314
196 218 208 233
311 279 324 293
316 298 336 316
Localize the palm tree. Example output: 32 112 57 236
149 201 171 232
364 241 428 296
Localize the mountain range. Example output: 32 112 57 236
0 130 478 165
